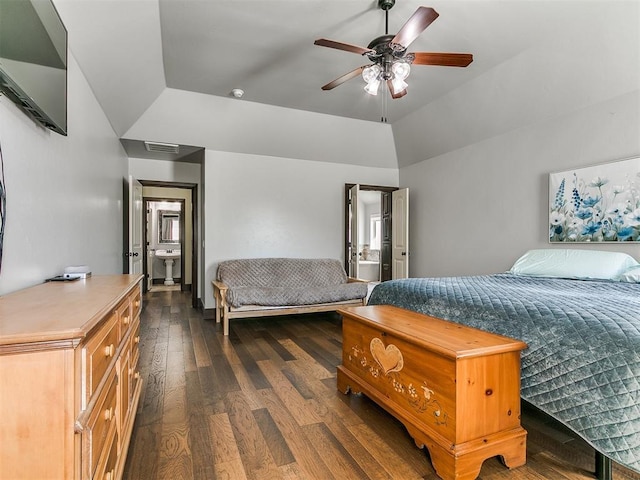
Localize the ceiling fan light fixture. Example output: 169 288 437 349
314 5 473 105
391 61 410 80
391 78 408 95
364 79 380 95
362 64 381 83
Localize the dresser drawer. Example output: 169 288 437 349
84 367 118 479
118 350 131 442
130 318 140 369
131 288 142 321
130 322 142 409
117 297 132 341
122 319 141 424
83 312 119 403
93 421 118 480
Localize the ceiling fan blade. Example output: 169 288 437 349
412 52 473 67
314 38 372 56
386 80 407 99
321 66 366 90
391 7 439 49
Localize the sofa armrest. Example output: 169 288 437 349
212 281 228 302
212 280 229 324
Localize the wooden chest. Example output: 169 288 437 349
337 305 527 480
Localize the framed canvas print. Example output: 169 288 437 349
549 156 640 242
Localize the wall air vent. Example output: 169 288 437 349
144 141 180 154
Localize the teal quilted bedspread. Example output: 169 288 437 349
368 274 640 473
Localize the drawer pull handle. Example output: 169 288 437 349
134 371 140 380
104 407 113 421
105 468 115 480
123 316 130 325
134 336 140 344
104 344 115 357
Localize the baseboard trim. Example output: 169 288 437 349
202 306 216 320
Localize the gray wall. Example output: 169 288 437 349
395 1 640 277
401 91 640 277
124 89 401 309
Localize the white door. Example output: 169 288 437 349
392 188 409 279
349 184 360 279
146 203 153 290
128 176 143 275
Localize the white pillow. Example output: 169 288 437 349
509 249 639 280
615 265 640 283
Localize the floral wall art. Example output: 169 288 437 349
549 157 640 242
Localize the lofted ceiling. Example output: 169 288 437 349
53 0 638 146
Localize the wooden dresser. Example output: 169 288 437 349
338 305 527 480
0 274 143 480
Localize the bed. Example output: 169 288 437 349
367 249 640 477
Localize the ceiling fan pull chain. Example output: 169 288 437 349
381 89 388 123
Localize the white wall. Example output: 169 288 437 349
203 150 398 308
0 53 127 295
402 91 640 278
129 157 202 185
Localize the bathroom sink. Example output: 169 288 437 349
155 249 181 259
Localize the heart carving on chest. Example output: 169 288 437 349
370 337 404 374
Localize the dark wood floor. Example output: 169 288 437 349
123 291 640 480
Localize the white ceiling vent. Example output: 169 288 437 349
144 141 180 154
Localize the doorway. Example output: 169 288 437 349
140 181 199 308
344 183 409 281
145 199 184 292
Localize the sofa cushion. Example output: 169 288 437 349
226 283 368 308
217 258 368 308
217 258 348 288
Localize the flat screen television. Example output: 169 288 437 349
0 0 67 136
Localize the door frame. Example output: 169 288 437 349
139 180 199 309
344 183 398 281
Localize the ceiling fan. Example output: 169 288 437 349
314 0 473 99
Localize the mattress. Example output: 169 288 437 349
367 273 640 473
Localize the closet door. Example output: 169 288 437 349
380 191 392 282
348 184 360 279
392 188 409 279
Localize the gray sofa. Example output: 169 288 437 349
212 258 368 335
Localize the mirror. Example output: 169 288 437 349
158 210 180 244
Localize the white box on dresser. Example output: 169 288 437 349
0 274 143 480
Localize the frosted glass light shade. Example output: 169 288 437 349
364 80 380 95
391 61 410 80
362 65 381 83
391 78 408 94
